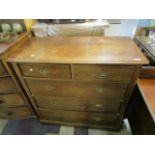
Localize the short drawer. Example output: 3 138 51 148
34 95 122 113
0 106 31 119
19 63 71 79
0 61 8 76
39 109 118 125
0 93 25 108
73 65 134 82
26 79 127 99
0 77 17 94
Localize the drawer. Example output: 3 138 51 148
0 93 25 108
26 79 127 99
0 77 17 94
73 65 134 82
0 61 8 76
34 95 122 113
19 63 71 79
0 106 31 119
39 109 118 125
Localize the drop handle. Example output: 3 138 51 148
95 104 103 108
46 85 55 91
95 87 105 94
40 69 49 76
99 73 108 79
94 117 101 121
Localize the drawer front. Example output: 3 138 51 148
19 63 71 79
26 79 127 99
73 65 133 82
39 109 118 125
34 95 122 113
0 93 25 108
0 77 17 94
0 106 31 119
0 61 8 76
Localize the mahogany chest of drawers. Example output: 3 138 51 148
7 36 148 130
0 33 33 119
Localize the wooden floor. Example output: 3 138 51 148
0 118 131 135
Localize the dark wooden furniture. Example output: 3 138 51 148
135 26 155 37
134 36 155 78
129 35 155 134
0 33 33 119
128 79 155 134
7 36 148 130
134 36 155 64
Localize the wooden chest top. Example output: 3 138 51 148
7 36 149 64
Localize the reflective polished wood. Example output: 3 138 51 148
137 79 155 121
7 36 149 130
7 36 148 64
128 79 155 134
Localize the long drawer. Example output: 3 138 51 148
0 106 31 119
19 63 71 79
26 79 128 99
0 61 8 76
73 65 133 82
39 109 118 126
0 77 17 94
34 95 122 113
0 93 25 108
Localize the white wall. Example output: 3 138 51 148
105 19 139 37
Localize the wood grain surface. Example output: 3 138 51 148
137 79 155 122
7 36 149 64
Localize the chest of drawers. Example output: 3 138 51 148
0 33 33 119
7 36 148 130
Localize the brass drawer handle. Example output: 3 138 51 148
94 117 101 121
95 104 103 108
95 87 104 94
46 85 55 91
50 101 57 104
40 69 49 76
99 73 108 79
